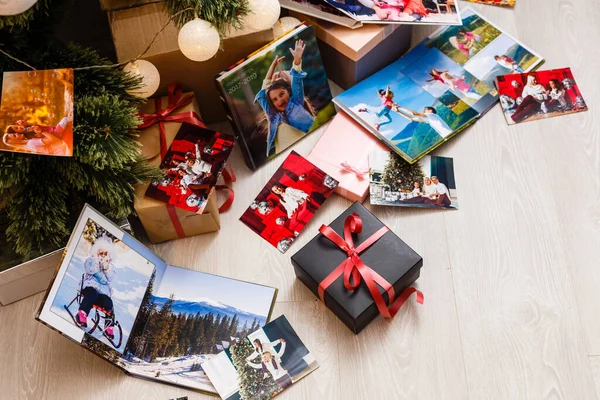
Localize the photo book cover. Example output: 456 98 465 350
216 24 335 169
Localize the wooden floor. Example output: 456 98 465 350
2 1 600 399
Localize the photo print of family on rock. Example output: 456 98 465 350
215 24 335 170
240 151 338 254
334 8 543 164
0 69 74 156
36 205 278 394
203 315 319 400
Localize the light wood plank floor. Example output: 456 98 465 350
2 1 599 398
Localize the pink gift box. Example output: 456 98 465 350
307 113 387 202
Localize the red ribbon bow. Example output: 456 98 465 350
340 161 369 179
137 83 207 159
317 213 423 319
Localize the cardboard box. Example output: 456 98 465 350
108 2 274 123
134 91 221 243
291 202 422 334
288 11 412 89
307 112 387 202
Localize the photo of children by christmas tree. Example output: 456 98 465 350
240 151 338 253
0 68 74 156
216 25 335 170
44 214 155 353
370 149 458 209
202 315 319 400
495 68 587 125
144 123 235 214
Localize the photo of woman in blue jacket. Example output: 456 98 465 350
254 39 316 158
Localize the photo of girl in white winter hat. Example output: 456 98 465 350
46 216 154 352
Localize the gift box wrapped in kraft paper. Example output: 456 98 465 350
106 2 274 124
291 202 424 334
307 112 388 203
134 87 221 243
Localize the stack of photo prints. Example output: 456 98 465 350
334 8 543 164
145 123 235 214
0 69 74 157
466 0 515 7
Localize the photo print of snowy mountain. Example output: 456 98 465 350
37 205 278 395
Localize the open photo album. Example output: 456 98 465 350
334 7 543 164
215 23 335 170
323 0 463 26
36 205 278 394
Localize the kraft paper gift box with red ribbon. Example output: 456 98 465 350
307 112 388 203
134 84 235 243
291 201 424 334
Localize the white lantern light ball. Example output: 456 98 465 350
0 0 38 16
123 60 160 99
244 0 281 31
178 19 220 62
273 17 301 38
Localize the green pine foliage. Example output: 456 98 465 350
382 152 425 192
0 13 160 258
165 0 250 34
230 338 281 400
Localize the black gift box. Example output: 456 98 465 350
291 202 423 334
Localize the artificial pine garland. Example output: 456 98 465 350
0 4 160 259
165 0 250 33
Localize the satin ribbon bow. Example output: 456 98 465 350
137 83 207 159
317 213 423 319
340 161 369 180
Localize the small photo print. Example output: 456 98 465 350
465 0 515 6
324 0 462 25
0 69 74 156
203 315 319 400
144 123 234 214
240 151 338 253
370 148 458 209
496 67 587 125
120 264 277 393
48 217 155 353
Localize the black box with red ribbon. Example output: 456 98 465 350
291 202 424 334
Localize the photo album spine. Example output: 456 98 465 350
214 80 257 170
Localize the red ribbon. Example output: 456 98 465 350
317 213 423 319
216 163 236 213
138 83 207 159
166 204 186 239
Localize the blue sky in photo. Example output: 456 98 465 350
463 34 519 80
50 236 154 353
154 266 275 317
336 71 438 140
404 48 466 98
